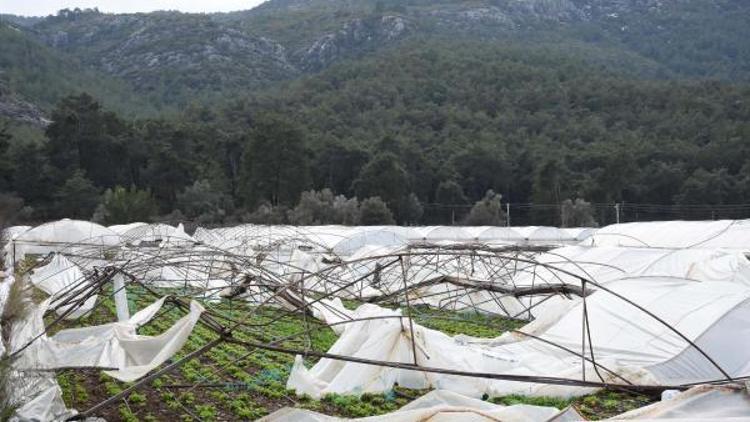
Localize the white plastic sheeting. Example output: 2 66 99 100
562 228 598 242
11 219 120 261
304 226 408 256
112 272 130 321
289 278 750 399
514 226 568 244
29 253 97 319
207 224 304 250
5 218 750 420
197 224 591 252
607 385 750 421
512 245 750 289
3 225 31 239
121 223 195 246
12 296 204 382
404 226 587 246
108 222 148 235
410 226 473 243
12 384 77 421
310 298 354 335
582 220 750 250
465 226 525 243
262 390 582 421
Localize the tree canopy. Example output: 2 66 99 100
2 41 749 225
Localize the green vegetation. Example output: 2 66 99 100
26 9 297 108
464 190 505 226
230 0 750 82
0 356 19 421
411 306 524 338
0 24 158 117
94 186 158 225
1 39 749 225
319 392 413 417
490 389 654 420
54 288 408 420
0 270 34 421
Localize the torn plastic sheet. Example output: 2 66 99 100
11 385 77 422
12 296 204 382
29 253 97 320
288 279 750 399
261 389 583 421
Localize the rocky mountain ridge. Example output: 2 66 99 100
1 0 748 116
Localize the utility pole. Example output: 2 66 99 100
614 203 621 224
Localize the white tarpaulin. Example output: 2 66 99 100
11 219 120 261
29 253 98 320
512 246 750 289
582 220 750 250
262 390 583 422
289 278 750 399
121 223 195 246
12 296 204 382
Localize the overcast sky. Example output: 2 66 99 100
2 0 267 16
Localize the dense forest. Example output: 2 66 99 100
1 39 749 227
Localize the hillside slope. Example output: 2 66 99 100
202 39 750 208
28 10 298 106
0 22 158 118
1 0 746 112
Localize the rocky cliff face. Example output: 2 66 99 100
24 7 417 95
32 11 299 96
0 81 49 127
297 15 411 71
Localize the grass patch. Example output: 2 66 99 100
490 389 655 420
574 389 655 420
410 305 525 337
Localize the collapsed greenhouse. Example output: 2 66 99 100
1 219 750 421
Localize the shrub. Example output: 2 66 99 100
176 179 231 224
55 170 100 219
400 193 423 225
94 186 157 225
359 197 395 225
289 189 360 225
560 198 597 227
463 190 505 226
0 193 24 227
244 203 289 225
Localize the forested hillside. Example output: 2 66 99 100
1 40 748 226
0 0 748 226
0 24 158 118
3 0 750 111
